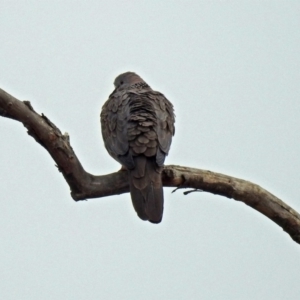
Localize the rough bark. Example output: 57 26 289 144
1 87 300 244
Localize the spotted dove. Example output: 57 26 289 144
100 72 175 223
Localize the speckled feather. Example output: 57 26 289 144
100 72 175 223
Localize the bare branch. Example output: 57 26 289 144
1 87 300 244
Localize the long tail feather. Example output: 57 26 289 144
129 156 163 223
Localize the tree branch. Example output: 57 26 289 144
1 87 300 244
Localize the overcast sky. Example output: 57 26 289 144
1 1 300 299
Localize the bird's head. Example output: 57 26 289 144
114 72 146 89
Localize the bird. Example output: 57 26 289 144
100 72 175 223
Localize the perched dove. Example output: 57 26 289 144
100 72 175 223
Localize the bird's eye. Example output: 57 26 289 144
120 81 124 85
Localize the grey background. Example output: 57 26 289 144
1 1 300 299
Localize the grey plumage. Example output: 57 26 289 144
100 72 175 223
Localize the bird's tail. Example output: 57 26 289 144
129 156 163 223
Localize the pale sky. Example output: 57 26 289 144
1 1 300 299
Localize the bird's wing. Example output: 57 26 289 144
150 91 175 166
100 90 135 169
